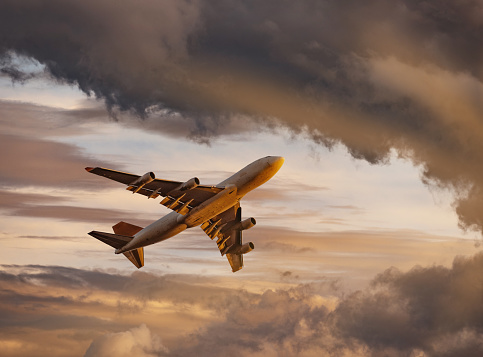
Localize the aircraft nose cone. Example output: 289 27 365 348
268 156 285 171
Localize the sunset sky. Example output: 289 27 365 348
1 1 483 356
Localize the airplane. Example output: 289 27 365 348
86 156 284 272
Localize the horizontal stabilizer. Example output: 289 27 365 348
88 231 132 249
88 230 145 269
123 248 144 268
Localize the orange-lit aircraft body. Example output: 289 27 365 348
86 156 284 272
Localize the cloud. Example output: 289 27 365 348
245 226 478 290
1 0 483 235
84 324 167 357
0 264 251 356
0 189 154 226
0 101 162 227
332 252 483 356
327 205 362 211
0 0 201 114
151 253 483 356
0 100 103 138
0 101 115 189
17 235 84 241
0 133 99 188
4 253 483 356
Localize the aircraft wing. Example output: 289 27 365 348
86 167 222 215
200 203 245 272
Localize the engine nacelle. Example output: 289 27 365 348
179 177 200 191
230 242 255 255
231 217 256 232
129 172 155 193
137 172 155 185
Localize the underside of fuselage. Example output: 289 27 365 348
117 185 240 253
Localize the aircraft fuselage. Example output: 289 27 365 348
115 156 284 253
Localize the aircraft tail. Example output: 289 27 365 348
112 221 143 236
88 221 145 269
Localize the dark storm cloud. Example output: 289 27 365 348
0 0 201 114
1 0 483 234
1 66 37 82
332 253 483 356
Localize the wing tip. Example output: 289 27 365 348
85 167 94 172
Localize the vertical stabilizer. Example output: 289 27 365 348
112 221 143 236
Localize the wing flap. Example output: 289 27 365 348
200 204 250 272
226 253 243 273
201 203 239 249
86 167 140 185
86 167 223 215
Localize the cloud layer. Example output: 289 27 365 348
3 252 483 356
82 252 483 356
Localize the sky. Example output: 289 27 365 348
1 1 483 356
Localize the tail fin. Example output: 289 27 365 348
112 221 143 236
88 221 145 269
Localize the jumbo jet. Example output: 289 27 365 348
86 156 284 272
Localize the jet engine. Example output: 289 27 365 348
179 177 200 191
230 242 255 255
129 172 155 193
231 217 256 232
